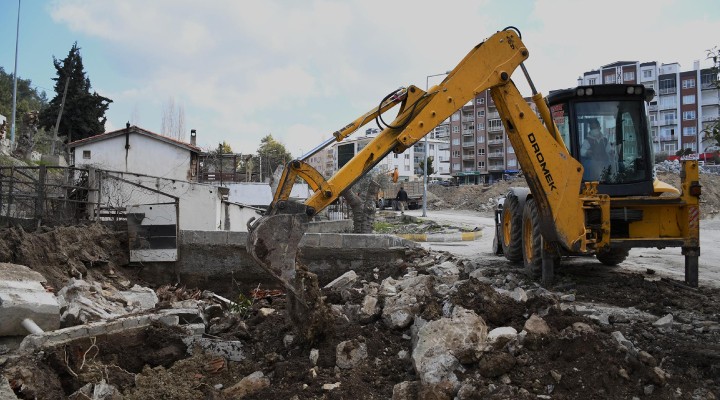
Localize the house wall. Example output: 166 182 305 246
74 134 192 181
101 172 261 232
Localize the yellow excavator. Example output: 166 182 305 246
246 27 701 334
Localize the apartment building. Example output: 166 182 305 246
306 128 451 182
577 61 719 155
448 92 537 184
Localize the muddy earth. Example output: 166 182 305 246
1 169 719 399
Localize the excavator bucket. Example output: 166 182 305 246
246 212 310 301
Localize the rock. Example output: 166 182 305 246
429 261 460 284
323 382 341 391
359 295 380 319
610 331 637 354
258 307 275 317
644 384 655 395
119 285 158 309
382 275 434 329
309 348 319 366
324 271 358 290
456 382 477 400
283 334 295 348
0 376 16 400
398 350 410 360
336 339 368 369
638 350 657 366
551 370 562 383
653 314 673 329
56 279 127 326
487 327 518 346
510 287 527 303
182 337 245 361
523 314 550 335
392 381 419 400
223 371 270 398
560 293 576 302
412 306 487 386
572 322 595 333
651 367 667 386
618 368 630 380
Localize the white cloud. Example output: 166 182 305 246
48 0 720 159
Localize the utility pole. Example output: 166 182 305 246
10 0 21 149
51 78 70 155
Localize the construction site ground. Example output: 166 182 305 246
0 172 719 399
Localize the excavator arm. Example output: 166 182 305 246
247 27 589 317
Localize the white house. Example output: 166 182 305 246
69 124 200 181
68 125 262 233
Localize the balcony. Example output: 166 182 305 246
462 154 475 160
488 164 505 171
659 88 677 95
702 115 719 122
462 140 475 147
487 112 500 119
488 152 504 159
487 139 504 145
648 104 658 112
462 103 474 111
462 130 474 136
658 103 677 111
461 116 475 122
659 119 678 126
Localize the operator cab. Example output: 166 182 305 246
547 84 655 197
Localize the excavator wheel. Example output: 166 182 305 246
596 248 629 266
500 193 523 263
522 198 543 273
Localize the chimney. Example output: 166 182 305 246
190 129 197 146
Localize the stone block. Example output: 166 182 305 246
0 264 60 336
182 336 245 361
319 234 343 248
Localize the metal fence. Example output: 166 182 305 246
0 166 98 228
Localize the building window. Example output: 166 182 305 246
452 138 460 145
477 161 485 168
682 111 696 120
476 98 485 105
663 143 678 153
682 95 696 104
701 72 717 87
507 146 514 153
588 78 596 85
477 135 485 143
453 163 460 170
682 78 696 89
452 126 459 133
643 69 653 79
659 78 676 94
394 154 398 158
683 126 697 136
82 150 91 159
477 148 485 155
452 150 460 158
488 119 503 131
684 142 697 152
508 159 517 167
451 112 460 121
477 122 484 130
477 110 485 117
430 144 434 151
404 165 410 171
605 74 616 84
623 71 635 81
404 154 410 159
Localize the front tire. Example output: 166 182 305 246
500 193 523 263
522 198 542 273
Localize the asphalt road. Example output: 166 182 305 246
403 208 720 289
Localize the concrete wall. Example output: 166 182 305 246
226 182 310 208
101 172 262 232
138 230 417 296
74 134 192 181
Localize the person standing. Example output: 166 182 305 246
396 186 408 214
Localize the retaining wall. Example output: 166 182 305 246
138 229 416 297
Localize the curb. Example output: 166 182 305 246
396 230 483 243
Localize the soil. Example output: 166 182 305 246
1 184 719 399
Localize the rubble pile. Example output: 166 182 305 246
1 244 719 399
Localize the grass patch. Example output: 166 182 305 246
373 221 395 233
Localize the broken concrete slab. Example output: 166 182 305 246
18 313 179 352
0 263 60 336
324 270 358 290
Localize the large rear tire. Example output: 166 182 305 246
596 248 629 266
522 198 542 273
500 193 523 263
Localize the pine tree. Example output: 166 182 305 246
39 43 112 142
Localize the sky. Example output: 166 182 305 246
1 0 719 158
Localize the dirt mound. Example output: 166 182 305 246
0 224 135 290
429 172 720 218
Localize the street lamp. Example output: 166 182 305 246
423 71 451 217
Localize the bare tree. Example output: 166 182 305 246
160 97 186 139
